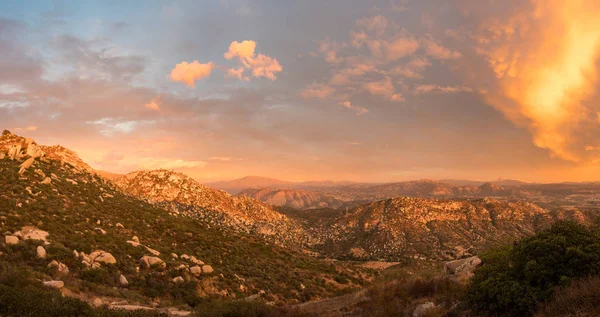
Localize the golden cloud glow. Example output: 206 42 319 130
474 0 600 162
145 96 160 111
224 40 282 80
170 61 214 87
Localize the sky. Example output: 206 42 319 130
2 0 600 183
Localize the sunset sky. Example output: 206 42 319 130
2 0 600 183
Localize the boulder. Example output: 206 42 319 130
201 265 214 274
19 157 35 174
140 256 166 269
116 223 124 228
126 240 141 247
36 246 46 259
5 235 19 245
190 256 204 265
48 260 69 274
444 256 482 281
171 253 178 259
43 280 64 289
413 302 436 317
90 251 117 265
93 298 104 308
180 254 190 261
8 144 22 160
119 274 129 286
190 266 202 276
16 226 49 242
94 228 107 235
41 177 52 184
172 276 184 284
25 143 44 158
131 236 140 243
0 153 4 159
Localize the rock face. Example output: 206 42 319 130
25 142 44 158
239 188 347 209
4 235 19 245
444 256 482 281
8 144 22 160
36 246 46 259
413 302 436 317
140 256 166 269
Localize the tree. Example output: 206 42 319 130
2 129 11 136
468 221 600 316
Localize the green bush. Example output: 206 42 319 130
467 221 600 316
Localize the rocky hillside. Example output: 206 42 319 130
239 188 348 210
206 176 291 194
114 171 309 247
0 132 371 312
309 197 596 262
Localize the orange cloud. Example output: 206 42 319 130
224 40 282 80
414 85 473 94
145 96 161 111
170 61 214 87
300 83 334 99
471 0 600 162
423 38 461 60
227 67 248 81
340 101 368 115
14 125 38 131
364 77 403 101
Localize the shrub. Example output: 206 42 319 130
535 275 600 317
467 221 600 316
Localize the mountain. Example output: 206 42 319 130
238 187 348 209
309 197 596 261
114 170 308 247
206 176 291 194
0 132 369 311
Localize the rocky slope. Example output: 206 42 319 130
239 187 348 209
113 170 310 247
309 197 595 261
0 132 370 311
206 176 291 194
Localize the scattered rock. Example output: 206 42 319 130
190 266 202 276
132 236 140 243
413 302 436 317
444 256 481 281
171 253 178 259
43 280 64 289
119 274 129 286
36 246 46 259
89 250 117 265
66 178 78 185
41 177 52 184
201 265 214 274
93 298 104 308
15 226 49 242
48 260 69 274
94 228 107 235
140 256 166 269
116 223 124 228
172 276 184 284
5 235 19 245
180 254 190 261
190 256 204 265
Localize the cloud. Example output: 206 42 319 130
208 156 233 161
170 61 214 87
414 85 473 94
388 57 431 79
363 77 403 101
468 0 600 162
227 67 248 81
300 83 334 99
224 40 282 80
423 38 461 60
340 101 368 115
145 96 161 111
137 157 207 170
14 125 37 131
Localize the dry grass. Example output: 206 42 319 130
536 276 600 317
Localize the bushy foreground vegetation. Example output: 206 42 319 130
467 221 600 316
